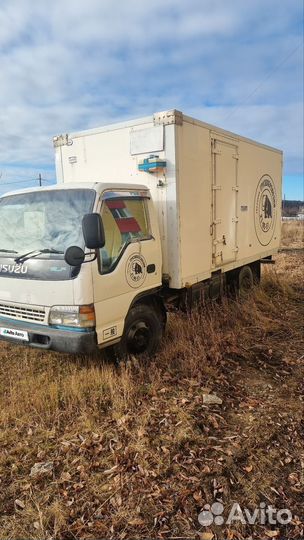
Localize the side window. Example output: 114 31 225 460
99 198 150 274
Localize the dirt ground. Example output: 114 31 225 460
0 222 303 539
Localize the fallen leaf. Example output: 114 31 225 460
137 427 146 438
288 472 298 484
30 461 54 478
198 532 214 540
208 415 219 429
60 472 71 482
203 393 223 405
103 465 119 476
243 465 253 473
128 518 145 526
116 415 129 426
110 494 122 508
193 490 203 502
265 530 279 538
15 499 25 509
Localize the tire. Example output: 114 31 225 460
106 303 164 362
238 265 254 297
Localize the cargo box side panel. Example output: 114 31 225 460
175 121 212 287
236 141 282 264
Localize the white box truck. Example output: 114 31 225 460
0 110 282 358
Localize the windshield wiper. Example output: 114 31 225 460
15 248 64 264
0 248 18 253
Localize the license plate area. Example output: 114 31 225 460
0 327 29 341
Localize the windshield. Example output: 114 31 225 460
0 189 95 257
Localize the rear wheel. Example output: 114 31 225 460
106 303 164 362
238 265 254 296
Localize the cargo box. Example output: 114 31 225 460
55 109 282 288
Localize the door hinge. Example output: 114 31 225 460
212 185 222 190
214 236 226 246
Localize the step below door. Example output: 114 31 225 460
211 137 238 266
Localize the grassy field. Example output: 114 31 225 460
281 219 304 249
0 222 303 539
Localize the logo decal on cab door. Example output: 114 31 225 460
125 254 147 288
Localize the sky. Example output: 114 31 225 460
0 0 303 200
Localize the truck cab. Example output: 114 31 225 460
0 182 164 357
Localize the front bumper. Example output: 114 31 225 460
0 317 97 354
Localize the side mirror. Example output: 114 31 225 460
82 213 105 249
64 245 85 266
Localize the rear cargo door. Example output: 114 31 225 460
211 137 238 266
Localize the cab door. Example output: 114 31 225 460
92 190 162 346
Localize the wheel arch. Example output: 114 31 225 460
129 288 167 326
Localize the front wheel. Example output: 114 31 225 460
106 303 164 362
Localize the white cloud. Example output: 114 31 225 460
189 103 303 169
0 0 302 187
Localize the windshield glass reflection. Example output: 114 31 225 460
0 189 95 257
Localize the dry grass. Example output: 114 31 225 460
0 231 303 539
281 220 304 249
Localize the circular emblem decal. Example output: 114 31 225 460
254 175 277 246
126 254 147 288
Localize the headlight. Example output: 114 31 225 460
49 304 95 328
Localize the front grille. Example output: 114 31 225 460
0 302 45 323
